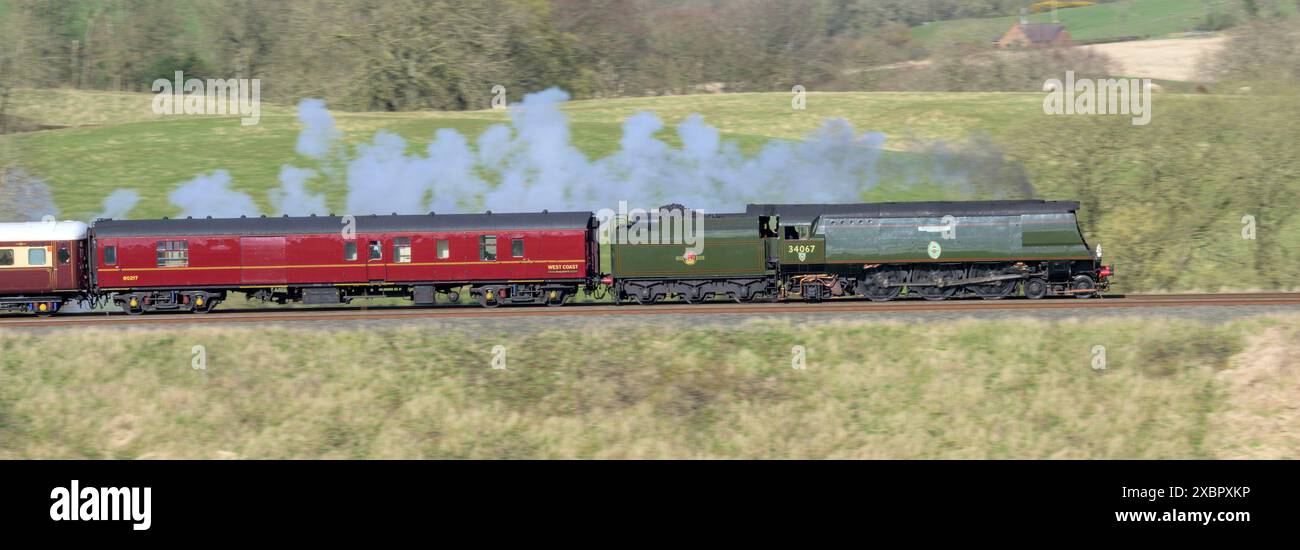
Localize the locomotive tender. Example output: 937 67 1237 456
0 200 1111 316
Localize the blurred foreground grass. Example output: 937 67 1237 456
1 314 1295 459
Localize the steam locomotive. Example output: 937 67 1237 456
0 200 1111 316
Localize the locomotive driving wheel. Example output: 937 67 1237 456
969 267 1016 300
911 268 960 301
859 268 905 302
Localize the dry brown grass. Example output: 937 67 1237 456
0 315 1294 459
1080 36 1228 82
1204 324 1300 459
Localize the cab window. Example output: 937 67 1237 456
344 242 357 261
480 235 497 261
436 239 449 259
511 238 524 258
104 246 117 266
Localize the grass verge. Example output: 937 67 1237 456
2 314 1294 459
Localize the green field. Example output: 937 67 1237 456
1 315 1295 459
910 0 1270 46
2 89 1053 220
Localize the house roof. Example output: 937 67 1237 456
1017 23 1067 44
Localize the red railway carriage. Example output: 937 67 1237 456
91 212 597 313
0 221 90 315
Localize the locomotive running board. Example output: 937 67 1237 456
881 273 1028 288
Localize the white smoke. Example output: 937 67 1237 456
93 189 140 220
169 170 261 218
96 88 1021 220
295 98 340 159
269 166 327 216
0 169 59 221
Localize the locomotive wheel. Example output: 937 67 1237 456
545 291 568 307
860 270 904 302
1023 278 1049 300
911 269 959 301
1070 275 1096 299
969 267 1016 300
478 292 500 308
120 298 145 315
191 295 215 313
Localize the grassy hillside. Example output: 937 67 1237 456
911 0 1261 46
4 89 1045 220
2 315 1295 459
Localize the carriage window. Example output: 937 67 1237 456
156 240 189 267
512 238 524 258
104 246 117 266
368 241 382 260
393 238 412 263
344 242 357 261
0 249 12 266
59 247 71 264
28 248 48 266
480 235 497 261
436 239 449 259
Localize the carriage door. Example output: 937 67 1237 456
241 236 288 284
366 239 386 282
55 243 76 290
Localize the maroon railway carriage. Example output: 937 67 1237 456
90 212 598 313
0 221 91 315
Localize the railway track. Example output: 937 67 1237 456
1 293 1298 328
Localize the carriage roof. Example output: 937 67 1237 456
0 221 90 242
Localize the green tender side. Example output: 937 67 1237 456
816 212 1092 263
611 215 770 278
